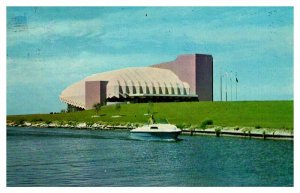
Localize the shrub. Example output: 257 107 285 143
15 119 25 125
248 130 252 138
242 128 251 136
184 123 191 128
176 123 191 129
110 122 117 126
147 102 154 114
215 127 221 137
255 125 261 129
200 119 213 129
118 122 125 126
93 103 102 114
115 103 121 112
45 120 52 124
189 125 197 130
262 130 266 140
86 122 94 127
176 123 185 129
68 121 75 126
96 121 104 125
32 118 43 122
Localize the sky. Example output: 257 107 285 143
6 7 293 115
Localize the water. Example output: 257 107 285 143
7 127 293 187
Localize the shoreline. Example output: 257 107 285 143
6 121 293 141
181 129 293 140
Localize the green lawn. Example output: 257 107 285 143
7 101 293 129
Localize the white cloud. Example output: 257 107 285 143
97 13 293 55
7 52 175 87
7 7 293 57
7 18 104 46
98 7 292 45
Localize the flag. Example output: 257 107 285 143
236 78 238 83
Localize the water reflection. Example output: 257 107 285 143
7 127 293 186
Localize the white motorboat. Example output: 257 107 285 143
130 123 182 140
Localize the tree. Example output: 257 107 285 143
93 103 102 114
147 102 153 114
115 103 121 113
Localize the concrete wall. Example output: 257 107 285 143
85 81 108 109
152 54 213 101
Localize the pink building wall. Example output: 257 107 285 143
85 81 108 110
152 55 197 94
152 54 213 101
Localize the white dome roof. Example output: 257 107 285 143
60 67 191 109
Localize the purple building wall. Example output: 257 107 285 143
152 54 213 101
85 81 108 109
195 54 213 101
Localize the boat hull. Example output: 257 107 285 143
130 131 181 141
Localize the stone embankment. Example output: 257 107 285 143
7 121 293 140
182 126 293 140
6 121 134 130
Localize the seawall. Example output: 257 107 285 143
6 121 293 140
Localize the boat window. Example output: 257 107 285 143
150 126 158 129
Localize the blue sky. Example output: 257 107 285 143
7 7 293 115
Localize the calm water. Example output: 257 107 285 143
7 127 293 187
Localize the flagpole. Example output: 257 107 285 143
220 67 222 101
225 71 228 102
235 72 238 101
230 71 232 101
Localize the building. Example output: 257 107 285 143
60 54 213 110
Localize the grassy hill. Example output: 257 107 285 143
7 101 293 130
